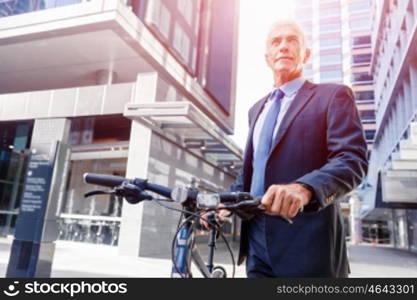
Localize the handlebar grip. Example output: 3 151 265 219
84 173 126 188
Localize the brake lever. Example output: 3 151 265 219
226 200 294 225
114 182 153 204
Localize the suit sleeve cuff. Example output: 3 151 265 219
294 180 323 212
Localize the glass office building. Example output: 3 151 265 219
0 0 241 258
294 0 376 244
363 0 417 253
294 0 376 152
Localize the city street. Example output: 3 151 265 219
1 237 416 278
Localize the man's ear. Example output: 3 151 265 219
303 48 311 64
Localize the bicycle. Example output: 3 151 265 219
83 173 292 278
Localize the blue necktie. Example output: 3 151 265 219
250 89 285 196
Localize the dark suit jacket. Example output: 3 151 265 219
230 80 368 277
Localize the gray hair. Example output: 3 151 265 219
266 19 308 49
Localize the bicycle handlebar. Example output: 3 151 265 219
84 173 254 208
84 173 172 199
83 173 292 223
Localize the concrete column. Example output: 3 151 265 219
388 210 396 247
118 73 159 256
397 209 409 249
409 61 417 112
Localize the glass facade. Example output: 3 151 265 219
0 122 33 236
352 35 372 49
0 0 83 18
0 0 39 17
140 0 201 74
58 158 126 246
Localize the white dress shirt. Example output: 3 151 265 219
252 77 306 155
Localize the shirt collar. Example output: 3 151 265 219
268 77 306 101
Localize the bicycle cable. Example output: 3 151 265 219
153 199 236 278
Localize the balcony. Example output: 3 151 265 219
0 82 135 121
383 123 417 204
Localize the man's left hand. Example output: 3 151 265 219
261 183 312 218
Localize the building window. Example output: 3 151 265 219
173 23 190 64
352 53 371 65
320 69 342 81
177 0 193 26
159 3 171 39
320 22 341 33
351 35 371 49
146 0 172 39
352 72 373 84
349 18 371 31
47 0 82 8
319 6 340 17
359 110 376 121
365 130 376 140
0 0 47 17
320 54 342 65
320 37 342 48
348 1 370 13
355 90 374 100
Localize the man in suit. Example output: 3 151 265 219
223 20 368 277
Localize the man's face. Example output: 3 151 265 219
265 25 310 80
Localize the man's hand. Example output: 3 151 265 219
200 204 231 230
261 183 312 218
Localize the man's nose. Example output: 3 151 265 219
278 40 289 52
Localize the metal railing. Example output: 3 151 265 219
58 214 121 246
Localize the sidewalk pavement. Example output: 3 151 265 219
1 236 417 278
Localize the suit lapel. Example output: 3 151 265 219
269 81 316 155
243 94 269 157
242 94 269 190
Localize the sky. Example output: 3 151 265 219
231 0 295 148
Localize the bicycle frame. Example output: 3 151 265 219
171 213 217 278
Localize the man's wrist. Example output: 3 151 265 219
295 182 314 204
